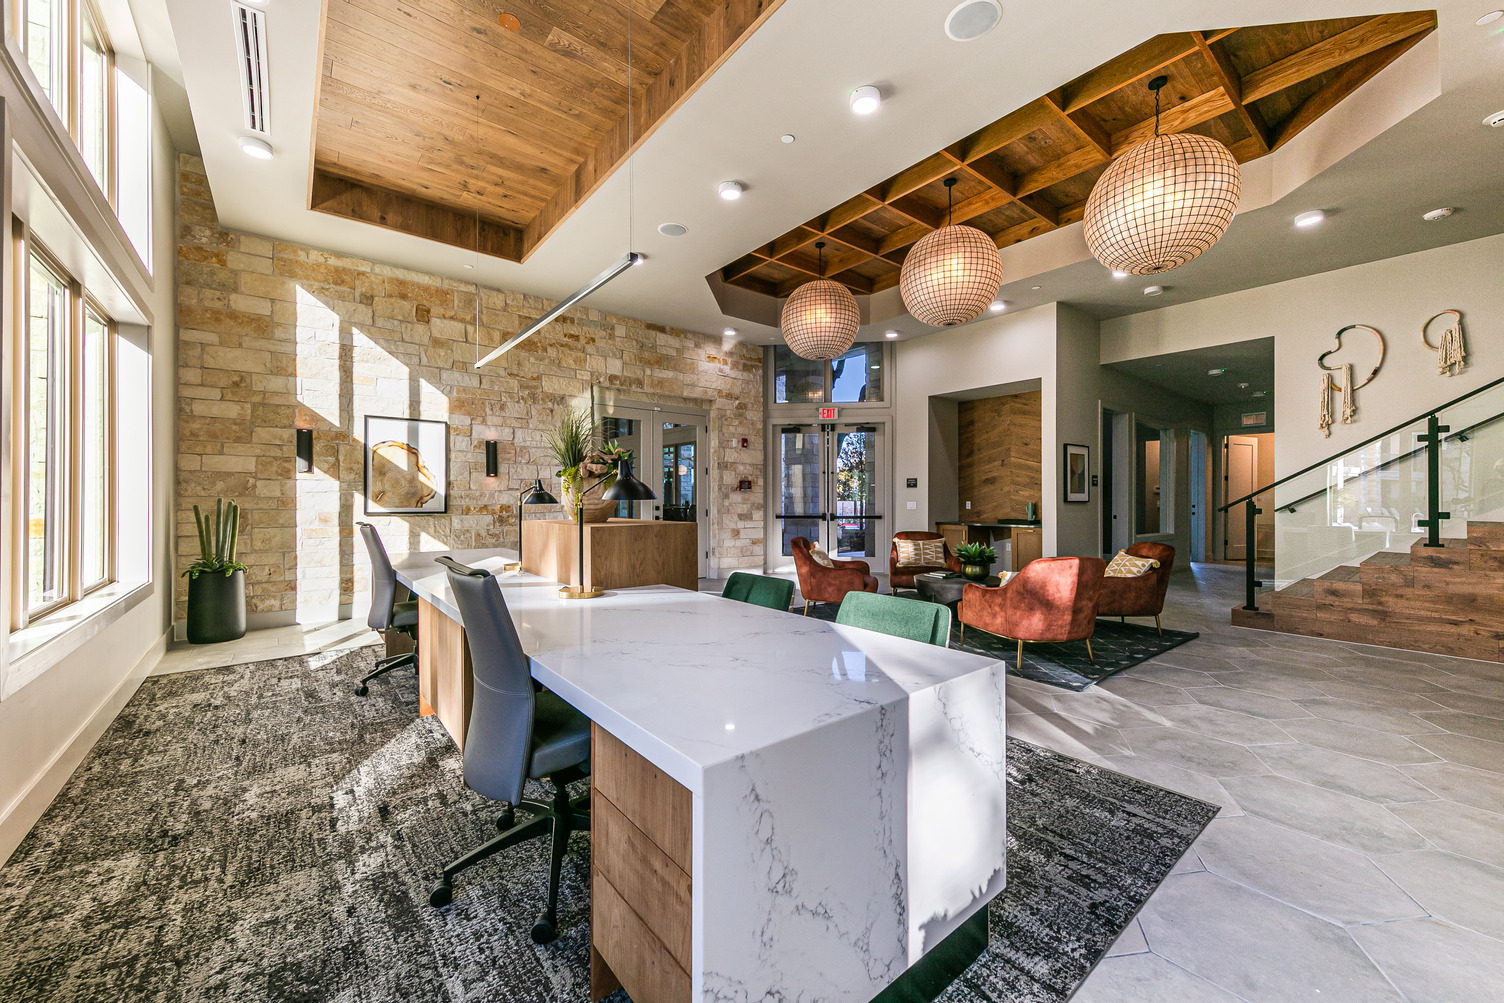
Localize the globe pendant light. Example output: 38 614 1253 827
1084 75 1241 276
899 177 1004 327
781 241 860 361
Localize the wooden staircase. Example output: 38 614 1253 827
1232 521 1504 661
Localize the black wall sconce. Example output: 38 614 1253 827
296 428 313 473
485 440 499 477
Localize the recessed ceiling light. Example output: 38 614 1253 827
870 364 881 370
1030 285 1041 290
885 329 900 338
658 222 688 237
989 300 1008 313
944 0 1002 41
723 327 737 337
1484 110 1504 128
238 136 273 159
1111 270 1129 279
718 181 744 201
1144 285 1164 296
1423 207 1455 221
1294 210 1325 228
1238 382 1249 389
781 134 796 144
1477 9 1503 24
850 85 881 115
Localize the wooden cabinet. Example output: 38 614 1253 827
523 519 697 591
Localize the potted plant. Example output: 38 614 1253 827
547 408 617 523
954 542 997 581
183 498 249 643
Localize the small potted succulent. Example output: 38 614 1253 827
183 498 249 643
954 542 997 581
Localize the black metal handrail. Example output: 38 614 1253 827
1219 373 1504 513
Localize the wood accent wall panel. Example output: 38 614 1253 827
591 724 693 1003
958 391 1042 523
417 598 472 750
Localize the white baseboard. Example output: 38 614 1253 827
0 629 168 865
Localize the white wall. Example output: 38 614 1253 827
0 102 177 863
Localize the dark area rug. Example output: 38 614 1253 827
811 600 1200 691
0 646 1216 1003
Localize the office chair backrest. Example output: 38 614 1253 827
438 556 536 805
721 572 795 612
836 591 952 647
360 522 400 632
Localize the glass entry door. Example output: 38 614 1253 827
598 402 709 578
776 423 886 562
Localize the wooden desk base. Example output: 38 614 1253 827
417 598 472 750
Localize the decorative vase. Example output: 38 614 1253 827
560 478 618 523
186 569 247 644
960 564 990 581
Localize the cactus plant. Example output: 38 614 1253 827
184 498 248 579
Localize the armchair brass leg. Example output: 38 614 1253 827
1085 637 1095 664
1017 638 1024 667
1120 616 1125 623
959 622 965 644
1155 615 1162 636
803 600 811 616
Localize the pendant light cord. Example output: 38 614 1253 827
626 0 634 253
816 240 825 278
1148 74 1168 137
944 177 956 227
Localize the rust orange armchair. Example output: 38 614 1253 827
791 537 879 614
1097 542 1175 634
889 531 962 590
958 556 1106 666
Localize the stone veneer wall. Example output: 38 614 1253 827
175 154 763 622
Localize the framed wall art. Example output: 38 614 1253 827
363 415 449 515
1063 443 1090 503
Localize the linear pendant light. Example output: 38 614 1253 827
474 252 642 367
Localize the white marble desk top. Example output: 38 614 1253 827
393 548 1002 795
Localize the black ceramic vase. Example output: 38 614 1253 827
186 570 247 644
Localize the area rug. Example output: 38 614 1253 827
0 646 1216 1003
810 601 1199 691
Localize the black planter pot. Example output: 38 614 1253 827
186 570 247 644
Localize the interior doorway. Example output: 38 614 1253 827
1189 430 1209 563
1223 432 1274 563
596 399 711 578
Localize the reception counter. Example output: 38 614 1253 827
522 518 697 591
393 548 1008 1003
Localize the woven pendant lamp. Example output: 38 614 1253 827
899 178 1004 326
781 241 860 361
1084 76 1241 276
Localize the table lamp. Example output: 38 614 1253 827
505 479 559 572
560 457 656 599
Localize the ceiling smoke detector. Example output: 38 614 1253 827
1484 110 1504 128
1423 207 1455 221
945 0 1002 41
1294 210 1325 228
850 86 881 115
658 222 688 237
781 134 796 144
885 329 900 338
718 181 745 201
238 136 273 159
1144 285 1164 296
1207 368 1227 376
1477 9 1503 24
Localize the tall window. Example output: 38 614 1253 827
79 7 110 191
24 0 66 116
19 244 115 622
17 0 116 201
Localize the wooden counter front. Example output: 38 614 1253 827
522 519 697 591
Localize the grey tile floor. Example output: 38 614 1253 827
164 565 1504 1000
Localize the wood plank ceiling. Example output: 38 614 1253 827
311 0 786 262
717 12 1436 300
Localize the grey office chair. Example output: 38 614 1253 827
428 556 591 944
354 522 419 696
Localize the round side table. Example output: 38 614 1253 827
914 574 1001 607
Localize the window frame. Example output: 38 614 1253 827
768 342 891 408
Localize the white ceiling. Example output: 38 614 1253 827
162 0 1504 348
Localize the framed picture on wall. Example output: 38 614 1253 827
363 415 449 515
1064 443 1089 503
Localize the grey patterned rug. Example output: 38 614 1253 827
0 646 1216 1002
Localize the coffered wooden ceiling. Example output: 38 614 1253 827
717 12 1437 300
311 0 785 262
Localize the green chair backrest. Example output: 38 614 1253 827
836 591 951 647
722 572 795 612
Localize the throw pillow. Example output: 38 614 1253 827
895 538 947 567
808 544 836 568
1105 550 1161 577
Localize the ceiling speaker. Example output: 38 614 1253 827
945 0 1002 41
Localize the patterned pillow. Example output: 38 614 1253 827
895 538 947 567
1105 550 1160 577
807 544 836 568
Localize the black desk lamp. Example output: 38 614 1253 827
505 478 559 572
560 457 656 600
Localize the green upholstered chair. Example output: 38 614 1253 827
721 572 796 612
835 591 952 647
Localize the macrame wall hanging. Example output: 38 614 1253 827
1422 309 1467 376
1317 324 1385 438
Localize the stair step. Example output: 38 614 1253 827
1319 565 1363 582
1466 521 1504 550
1239 605 1503 662
1363 551 1412 567
1412 538 1471 569
1278 580 1316 599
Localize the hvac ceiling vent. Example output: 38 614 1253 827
231 2 270 135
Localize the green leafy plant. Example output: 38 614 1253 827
955 542 997 565
546 407 599 508
183 498 248 579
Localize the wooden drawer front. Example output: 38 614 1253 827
593 792 692 969
592 869 690 1003
591 725 692 873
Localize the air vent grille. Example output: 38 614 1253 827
232 2 270 135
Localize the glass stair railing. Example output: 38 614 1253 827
1222 375 1504 612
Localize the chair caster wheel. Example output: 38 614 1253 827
496 808 515 831
355 684 369 697
530 918 557 944
429 882 453 908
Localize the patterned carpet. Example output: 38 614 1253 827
811 600 1200 691
0 646 1216 1003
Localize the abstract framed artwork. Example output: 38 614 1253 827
363 415 449 515
1064 443 1089 504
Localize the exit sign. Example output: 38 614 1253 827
818 407 839 420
